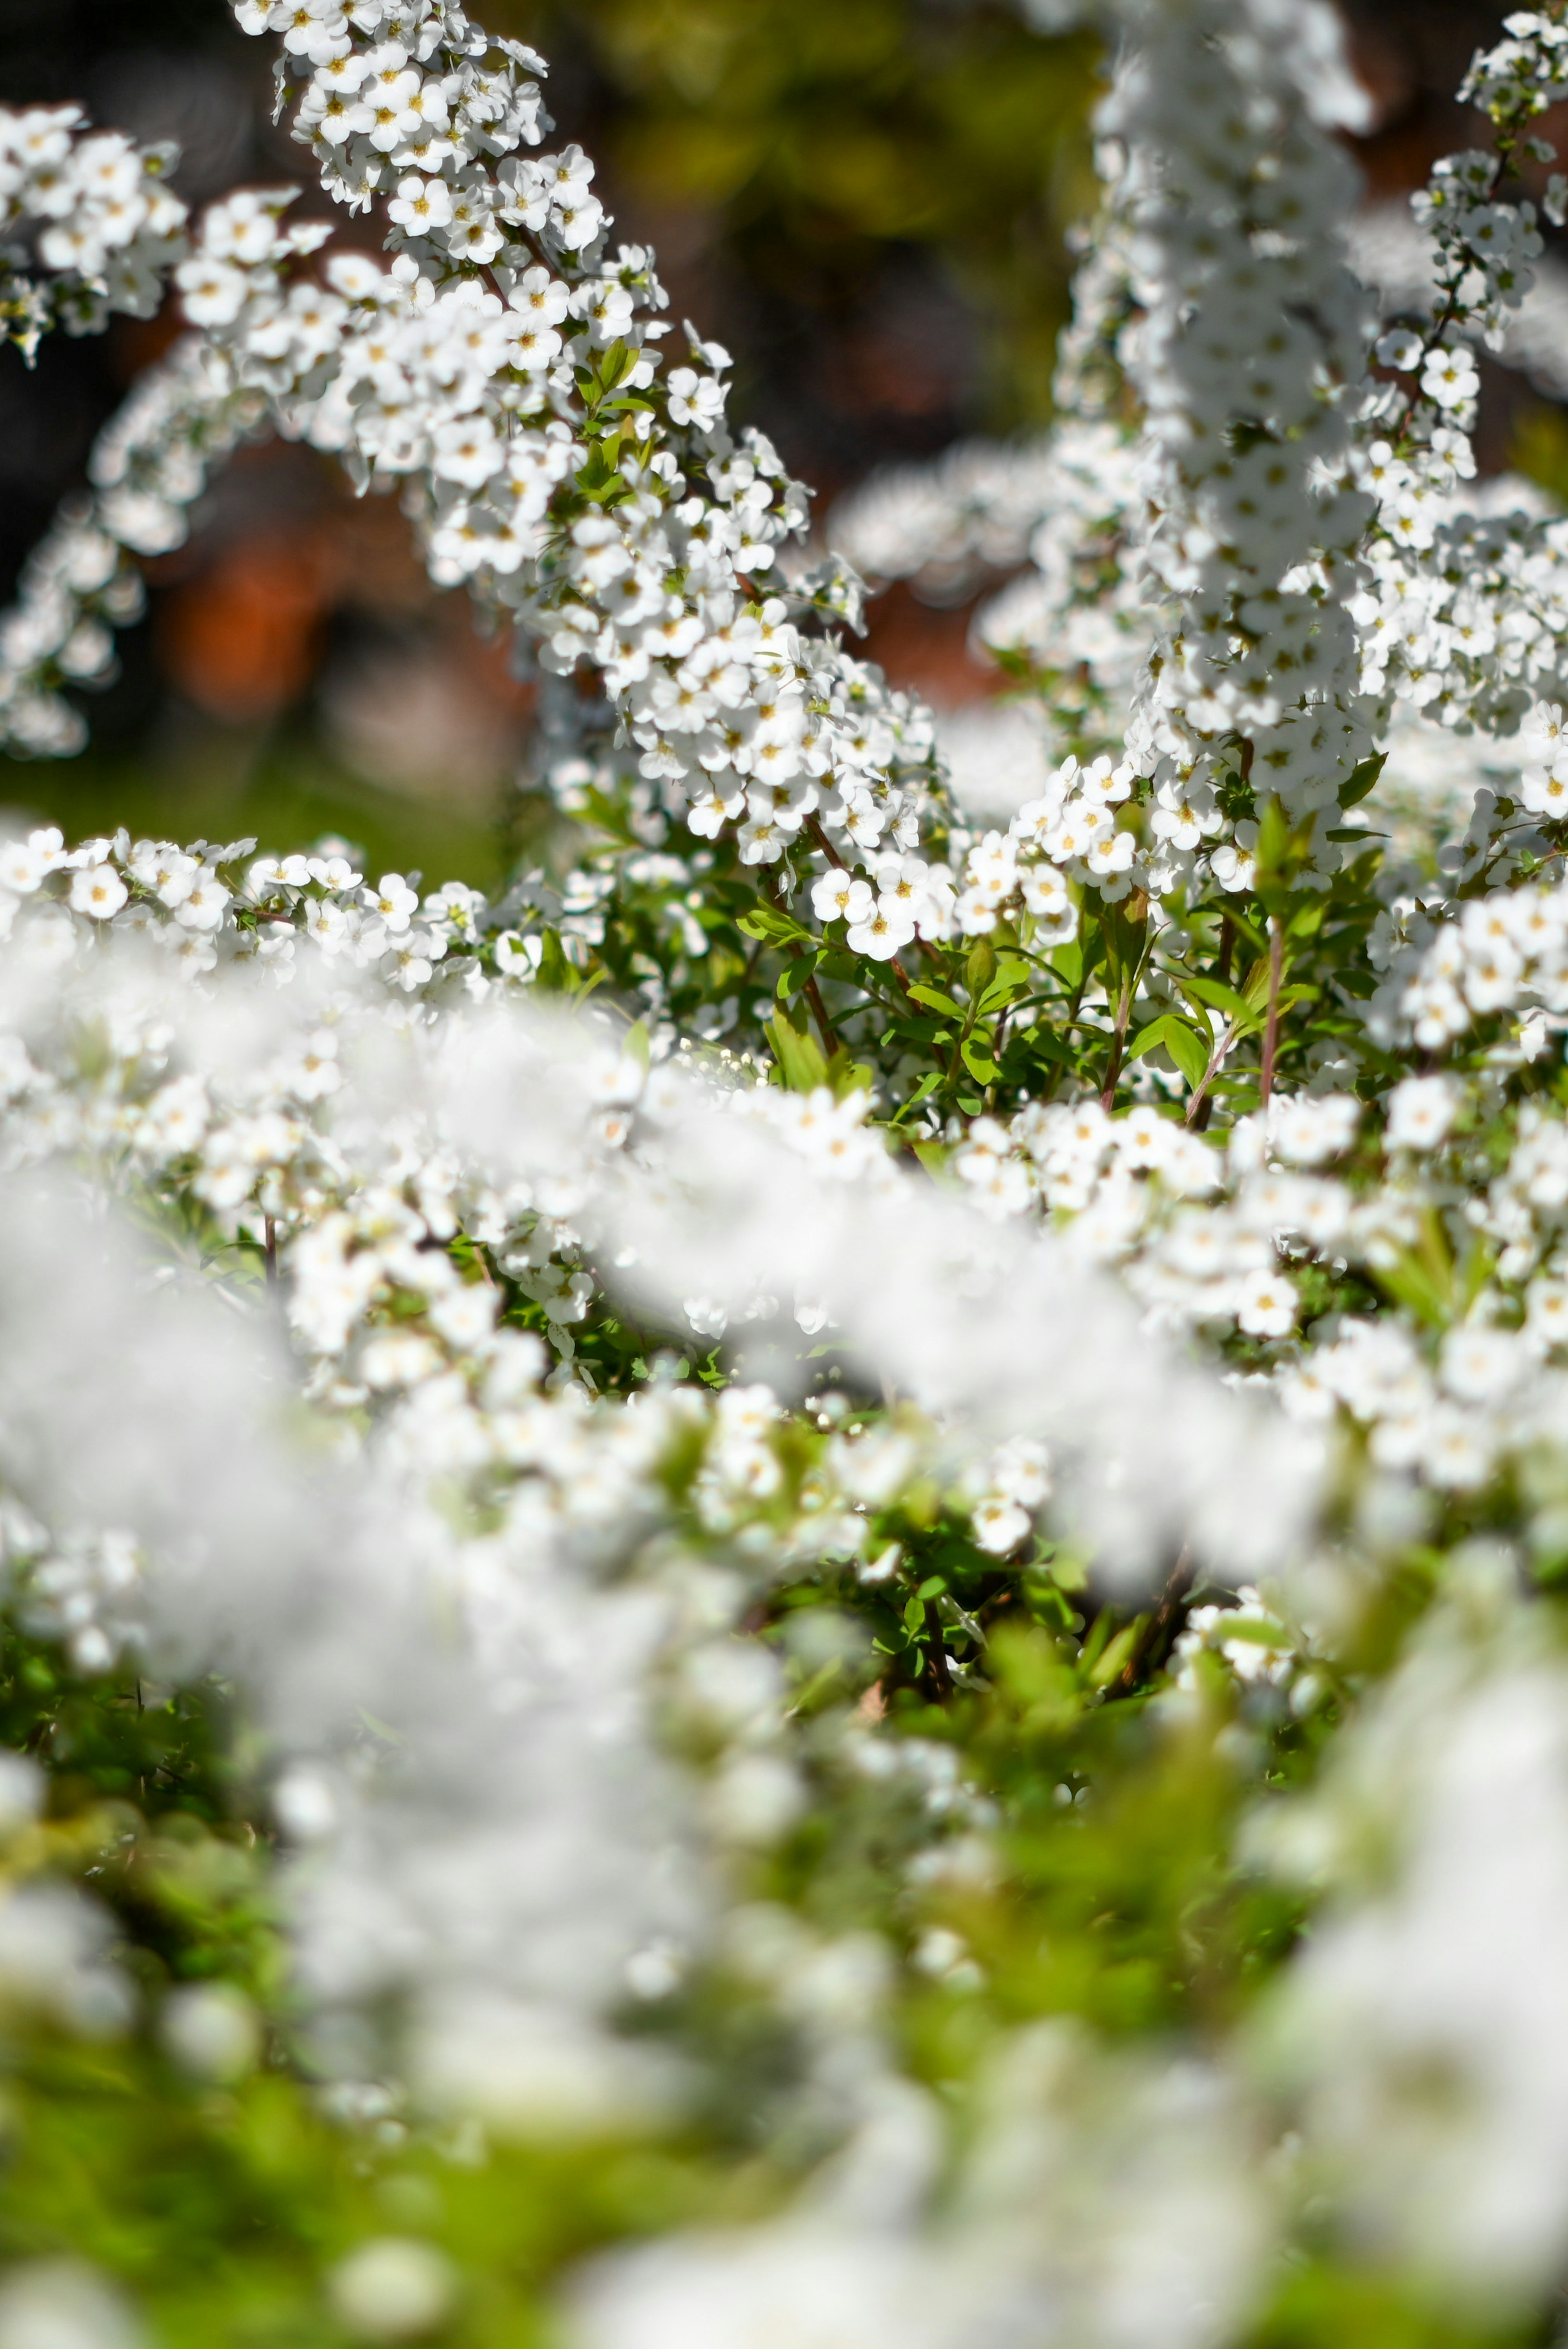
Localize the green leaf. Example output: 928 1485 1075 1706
1239 953 1277 1014
1372 1255 1451 1328
534 928 574 993
1370 1206 1455 1328
908 981 967 1021
782 951 822 1001
1088 1620 1143 1689
961 1038 999 1085
738 904 814 950
1178 973 1254 1027
765 1009 830 1094
893 1072 943 1119
1129 1013 1210 1092
978 952 1034 1017
825 1047 876 1101
1337 751 1387 809
1025 1026 1078 1069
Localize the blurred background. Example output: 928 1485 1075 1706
0 0 1546 885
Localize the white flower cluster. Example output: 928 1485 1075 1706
947 1025 1568 1502
0 0 956 962
23 1 1568 2339
240 0 546 219
973 421 1148 726
0 103 188 358
954 1091 1354 1343
0 339 265 756
1256 1573 1568 2296
828 434 1085 602
831 420 1151 769
1367 840 1568 1053
1105 0 1378 898
953 751 1131 934
1345 16 1568 736
209 0 950 905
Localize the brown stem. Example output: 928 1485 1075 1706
801 973 841 1057
924 1603 953 1700
761 869 841 1055
805 814 849 872
1183 1020 1236 1130
263 1215 278 1290
1258 916 1285 1109
1114 1548 1195 1695
984 1005 1012 1112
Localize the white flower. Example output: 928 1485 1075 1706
1386 1074 1458 1153
1236 1266 1297 1338
174 873 231 931
1440 1325 1525 1404
329 2240 456 2343
386 172 452 232
174 256 251 327
846 896 916 961
972 1494 1030 1554
364 873 419 932
811 869 873 926
67 864 126 920
429 1285 499 1348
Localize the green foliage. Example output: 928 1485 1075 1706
503 0 1100 432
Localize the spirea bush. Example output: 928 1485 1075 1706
5 0 1568 2341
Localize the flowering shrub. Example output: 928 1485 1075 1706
10 0 1568 2343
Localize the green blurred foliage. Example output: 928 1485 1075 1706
506 0 1100 438
0 731 544 896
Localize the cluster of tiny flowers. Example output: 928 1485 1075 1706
828 435 1091 604
0 843 1076 1595
832 421 1151 771
1103 0 1380 897
0 103 188 358
1348 15 1568 736
22 3 1568 2336
954 1092 1360 1342
1281 1297 1568 1495
1366 844 1568 1056
829 4 1568 938
953 753 1132 938
809 850 958 961
0 824 638 1404
0 0 960 962
210 0 951 918
0 339 265 755
1170 1583 1305 1705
